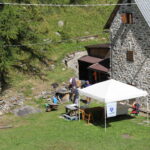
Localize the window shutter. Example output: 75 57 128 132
127 51 134 61
121 14 127 24
128 13 133 24
121 13 133 24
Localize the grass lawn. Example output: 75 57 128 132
0 103 150 150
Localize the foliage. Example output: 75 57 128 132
0 1 51 91
0 0 116 91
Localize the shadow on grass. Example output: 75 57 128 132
79 106 135 128
92 115 135 128
59 104 135 129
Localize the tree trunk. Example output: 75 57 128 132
0 71 8 93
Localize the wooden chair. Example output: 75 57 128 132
84 112 94 124
80 109 94 124
80 109 85 120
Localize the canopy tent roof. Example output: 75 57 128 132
78 79 148 103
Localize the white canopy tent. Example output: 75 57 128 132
78 79 148 131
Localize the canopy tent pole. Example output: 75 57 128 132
147 96 149 125
78 94 80 121
105 102 107 132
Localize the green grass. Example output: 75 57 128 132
0 104 150 150
10 39 106 92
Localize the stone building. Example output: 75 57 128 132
104 0 150 106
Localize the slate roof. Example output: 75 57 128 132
88 63 109 73
135 0 150 27
85 43 110 49
78 56 103 64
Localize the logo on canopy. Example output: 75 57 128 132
110 107 114 112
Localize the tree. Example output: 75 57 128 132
0 2 49 92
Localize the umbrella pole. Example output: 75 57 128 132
105 103 107 132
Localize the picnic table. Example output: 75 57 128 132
64 104 79 120
65 104 78 116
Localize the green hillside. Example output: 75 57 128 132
0 0 117 95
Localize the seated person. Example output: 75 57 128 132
131 101 140 115
84 80 91 88
52 96 59 104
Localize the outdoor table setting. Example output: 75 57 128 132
65 104 79 116
64 104 79 120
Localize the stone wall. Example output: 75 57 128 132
110 0 150 106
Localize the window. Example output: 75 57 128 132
126 51 134 61
121 13 133 24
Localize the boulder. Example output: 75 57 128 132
12 105 42 116
58 20 64 27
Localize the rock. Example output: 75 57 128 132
51 83 59 89
58 20 64 27
34 95 42 99
0 94 26 114
41 91 47 95
0 125 13 129
35 90 53 99
62 68 66 71
55 32 61 36
101 37 106 40
12 105 42 116
2 104 11 113
84 31 89 35
0 100 5 105
49 64 55 70
0 111 3 116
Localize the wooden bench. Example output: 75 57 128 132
46 104 58 112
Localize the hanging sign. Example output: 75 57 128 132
107 102 117 118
